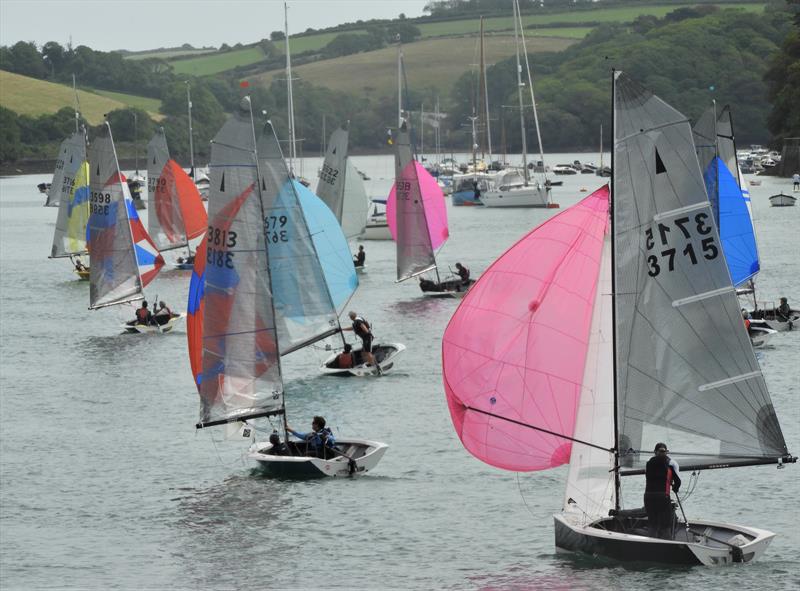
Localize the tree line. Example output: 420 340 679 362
0 1 797 165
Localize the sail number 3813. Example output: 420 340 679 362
207 226 238 269
645 212 718 277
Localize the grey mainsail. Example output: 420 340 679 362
88 124 143 309
50 132 89 258
316 124 370 238
146 128 186 251
197 99 284 426
46 130 86 209
257 121 341 355
394 122 437 281
613 71 787 473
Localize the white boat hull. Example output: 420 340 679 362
360 221 392 240
122 312 186 334
320 342 406 376
749 323 777 348
554 512 775 566
248 438 387 478
481 186 550 208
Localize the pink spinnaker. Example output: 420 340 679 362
442 185 610 472
386 161 449 249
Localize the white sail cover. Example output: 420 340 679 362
196 100 284 425
257 122 341 355
46 130 86 208
613 72 788 472
563 233 616 520
394 122 437 281
316 125 370 238
88 125 143 309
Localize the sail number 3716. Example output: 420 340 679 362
645 212 718 277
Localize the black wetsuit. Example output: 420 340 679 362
643 454 681 539
352 316 373 353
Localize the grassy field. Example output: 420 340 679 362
171 46 266 76
255 34 576 99
416 2 765 37
0 71 162 123
125 48 217 61
91 89 162 113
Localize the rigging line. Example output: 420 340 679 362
463 405 613 454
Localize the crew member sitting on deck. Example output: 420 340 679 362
353 245 366 268
286 416 336 458
335 343 354 369
154 301 174 325
777 297 791 321
455 262 470 285
74 258 87 272
129 301 153 326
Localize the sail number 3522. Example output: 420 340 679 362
319 164 339 186
645 213 718 277
207 226 237 269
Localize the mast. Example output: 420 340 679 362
186 82 195 177
512 2 528 184
284 2 297 176
516 0 546 185
479 16 493 161
397 36 403 127
420 103 424 162
133 111 139 175
72 74 80 133
599 124 603 170
610 69 620 511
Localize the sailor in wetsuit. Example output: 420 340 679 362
644 442 681 539
343 311 377 368
353 245 366 268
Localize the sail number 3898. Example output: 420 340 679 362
90 191 111 215
645 212 719 278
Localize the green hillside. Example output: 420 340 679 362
163 2 765 77
0 70 162 123
254 34 576 98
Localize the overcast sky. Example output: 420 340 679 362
0 0 431 52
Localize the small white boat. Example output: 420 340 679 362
122 312 186 334
320 342 406 376
768 193 796 207
248 438 388 478
552 164 578 175
354 264 367 274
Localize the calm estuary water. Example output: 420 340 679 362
1 154 798 590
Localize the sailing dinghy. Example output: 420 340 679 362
388 122 470 297
48 129 91 279
694 105 798 333
88 122 183 333
187 97 387 477
146 127 208 269
315 122 371 240
253 119 404 376
442 72 795 566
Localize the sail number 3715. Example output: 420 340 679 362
645 212 718 277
